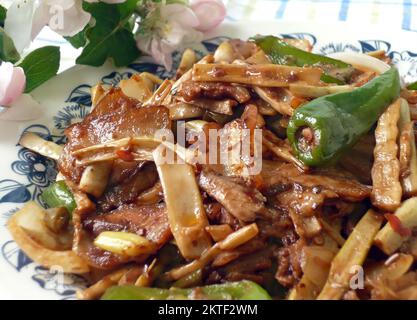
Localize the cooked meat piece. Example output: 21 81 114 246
266 183 332 238
229 237 268 257
59 88 170 183
108 160 146 186
199 170 266 222
264 167 361 237
83 203 171 245
204 202 241 230
254 87 295 117
211 237 267 268
275 240 304 287
84 245 128 270
225 273 265 284
339 133 375 184
218 247 273 280
216 247 275 284
78 203 171 270
257 216 294 240
274 184 337 217
262 163 371 202
175 81 251 104
97 163 158 212
179 97 237 115
340 154 374 185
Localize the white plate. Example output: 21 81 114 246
0 21 416 300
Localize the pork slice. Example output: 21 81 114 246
108 160 146 187
83 203 171 246
97 163 158 212
175 81 251 104
262 162 371 202
275 239 305 287
199 170 265 222
58 88 170 183
77 203 170 270
204 202 242 230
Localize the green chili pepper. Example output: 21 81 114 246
172 269 203 288
408 81 417 90
41 181 76 216
287 67 401 166
320 73 345 85
253 35 354 84
101 280 272 300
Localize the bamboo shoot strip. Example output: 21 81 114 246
371 99 402 212
192 64 322 87
72 136 162 165
19 133 63 161
374 197 417 255
317 209 382 300
398 98 417 196
165 223 259 281
153 148 212 260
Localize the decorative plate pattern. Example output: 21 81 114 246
0 21 416 299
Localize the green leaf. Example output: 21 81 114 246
65 29 87 49
0 5 6 25
18 46 60 93
408 81 417 91
0 27 20 63
76 0 140 67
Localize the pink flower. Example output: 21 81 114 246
136 1 226 71
0 62 26 107
0 62 42 121
191 0 227 32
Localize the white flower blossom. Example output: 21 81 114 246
136 1 226 71
4 0 126 53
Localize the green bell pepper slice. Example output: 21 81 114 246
287 67 401 166
41 181 76 215
102 280 272 300
253 35 353 84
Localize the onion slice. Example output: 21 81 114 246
327 52 390 74
7 201 89 274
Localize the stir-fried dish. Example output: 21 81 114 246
9 35 417 300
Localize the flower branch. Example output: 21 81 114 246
0 0 226 120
